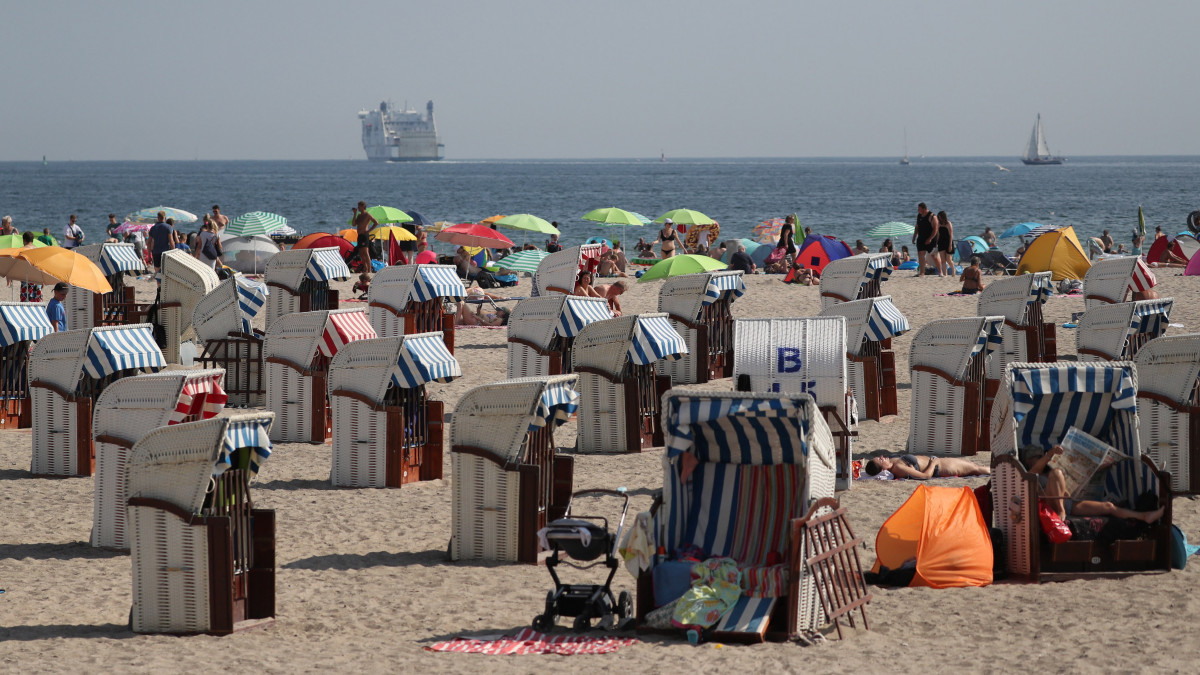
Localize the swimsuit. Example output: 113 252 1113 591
915 213 936 253
900 453 939 477
937 227 952 253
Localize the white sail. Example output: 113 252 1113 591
1035 116 1052 157
1024 115 1042 160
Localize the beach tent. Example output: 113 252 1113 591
1173 234 1200 262
1186 253 1200 276
871 485 992 588
1015 226 1091 281
1145 235 1172 264
793 235 852 274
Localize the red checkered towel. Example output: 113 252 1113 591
426 629 639 655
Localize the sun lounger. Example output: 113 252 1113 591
158 250 220 363
1135 334 1200 494
657 270 745 384
0 302 53 429
1076 299 1173 362
367 264 463 353
532 244 606 296
506 295 611 378
193 276 269 407
817 295 910 421
818 253 894 310
1083 256 1157 309
264 248 350 331
66 243 149 330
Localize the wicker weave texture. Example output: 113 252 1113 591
1083 257 1139 309
331 395 387 487
266 360 313 443
31 386 78 475
990 459 1032 577
450 452 520 561
192 278 243 343
129 504 212 633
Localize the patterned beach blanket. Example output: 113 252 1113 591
426 629 639 655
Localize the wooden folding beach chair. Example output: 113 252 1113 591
263 247 350 331
0 302 53 430
1136 334 1200 494
193 276 268 407
65 243 149 330
818 252 894 310
817 295 910 421
158 249 220 364
506 295 611 378
657 270 745 384
367 264 463 353
1076 299 1173 362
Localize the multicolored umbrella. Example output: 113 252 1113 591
637 254 728 282
435 223 514 249
113 221 151 235
655 209 716 226
490 249 549 273
126 206 199 224
868 221 915 238
347 205 413 226
752 218 785 244
582 207 644 227
494 213 559 235
228 211 288 238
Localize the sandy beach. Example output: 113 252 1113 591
2 268 1199 674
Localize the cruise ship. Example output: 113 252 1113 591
359 100 444 161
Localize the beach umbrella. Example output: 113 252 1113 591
479 214 507 225
415 250 438 264
494 213 559 235
0 248 63 286
585 237 612 249
347 205 413 226
369 225 416 241
1138 205 1147 239
752 218 785 244
338 228 360 241
637 254 728 282
654 209 716 226
294 234 354 257
220 233 281 274
999 222 1043 239
1027 223 1061 238
0 235 47 249
962 236 990 253
126 206 199 224
435 223 514 249
403 210 435 228
868 221 915 238
270 223 299 236
113 221 151 235
581 207 644 226
0 246 112 293
228 211 288 237
491 249 549 273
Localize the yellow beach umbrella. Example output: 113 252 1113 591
369 225 417 241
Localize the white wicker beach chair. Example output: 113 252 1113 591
328 332 460 488
818 253 895 310
907 316 1004 456
641 390 837 641
449 375 579 563
817 295 910 421
657 270 745 384
30 324 166 476
506 295 612 378
367 264 463 352
978 272 1056 380
0 302 53 430
65 243 149 331
733 316 857 490
92 369 227 549
264 247 350 331
572 314 687 454
193 276 269 406
1076 299 1173 362
1083 256 1158 309
989 362 1171 580
127 412 276 634
264 308 376 443
532 244 605 296
1135 334 1200 494
159 249 220 363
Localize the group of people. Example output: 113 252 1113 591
912 203 957 278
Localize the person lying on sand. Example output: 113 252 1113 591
1021 445 1164 523
865 454 990 480
454 300 509 326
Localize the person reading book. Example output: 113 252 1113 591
1020 445 1164 523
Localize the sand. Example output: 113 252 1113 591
2 268 1199 674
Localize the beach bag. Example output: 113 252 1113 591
1038 501 1072 544
1170 525 1191 569
475 269 498 289
202 235 221 261
493 273 518 287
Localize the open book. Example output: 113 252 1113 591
1049 427 1130 497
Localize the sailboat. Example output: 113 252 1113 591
1021 113 1064 165
899 129 910 165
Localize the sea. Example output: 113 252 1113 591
2 157 1197 254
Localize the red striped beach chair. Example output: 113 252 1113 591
1083 256 1157 309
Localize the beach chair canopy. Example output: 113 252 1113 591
265 248 351 292
1136 333 1200 401
193 277 268 341
819 253 894 306
161 249 220 301
872 486 993 588
1015 226 1091 281
1078 299 1174 362
571 314 688 377
822 295 910 349
554 296 613 337
978 272 1053 324
78 242 146 277
264 308 376 370
83 324 166 379
1083 257 1157 307
910 316 1004 379
0 302 53 346
94 369 228 442
329 333 460 401
449 375 579 465
508 295 613 349
320 309 376 357
370 264 465 311
532 244 606 296
658 270 745 321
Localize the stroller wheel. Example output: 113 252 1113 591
532 614 554 632
573 615 591 632
617 591 633 620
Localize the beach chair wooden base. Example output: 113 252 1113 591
200 335 265 408
93 285 152 328
30 384 94 476
576 369 669 454
331 391 445 488
0 396 31 430
266 359 331 444
850 350 898 420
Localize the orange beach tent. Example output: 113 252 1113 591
1015 226 1091 281
871 485 993 588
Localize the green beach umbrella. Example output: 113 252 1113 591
494 213 559 235
637 254 728 282
868 221 915 238
0 235 48 249
347 205 413 226
582 207 645 226
489 249 549 273
228 211 288 237
1138 205 1146 239
654 209 716 226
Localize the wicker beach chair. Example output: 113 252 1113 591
637 390 837 642
30 324 166 476
817 295 910 421
907 316 1004 456
532 244 605 296
1083 256 1158 309
263 248 350 331
657 270 745 384
818 253 894 310
65 243 149 330
989 362 1172 580
449 375 579 563
328 332 460 488
193 276 269 407
158 249 220 363
1135 334 1200 494
0 303 53 430
92 369 227 549
264 308 376 443
367 264 463 353
506 295 612 378
572 314 687 454
127 413 276 634
1076 299 1173 362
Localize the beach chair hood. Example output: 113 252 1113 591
871 485 993 588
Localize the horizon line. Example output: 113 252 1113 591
6 153 1200 163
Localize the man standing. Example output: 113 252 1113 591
1100 229 1114 253
63 214 84 249
210 205 229 234
981 226 996 248
46 283 68 331
913 203 938 277
351 201 378 274
106 213 120 239
147 211 175 273
1 216 14 235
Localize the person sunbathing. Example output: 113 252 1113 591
865 454 991 480
573 271 606 300
597 251 628 278
455 300 510 326
592 279 627 316
1020 445 1164 523
958 256 986 294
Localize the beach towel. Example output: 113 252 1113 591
619 511 654 578
672 557 742 629
426 629 639 655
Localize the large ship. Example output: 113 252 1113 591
359 100 444 161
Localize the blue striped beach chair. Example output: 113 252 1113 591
819 295 911 421
818 252 894 310
506 295 611 378
263 247 351 331
656 270 745 385
368 264 464 353
989 361 1173 581
0 302 53 429
66 243 148 330
193 276 269 406
639 390 837 642
1076 298 1173 362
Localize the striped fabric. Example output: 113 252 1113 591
557 297 611 337
235 277 268 334
169 374 228 425
967 317 1005 361
741 565 789 598
391 334 462 388
97 244 145 276
1029 273 1054 304
628 315 688 365
1028 224 1061 238
427 629 638 655
305 248 352 282
861 253 894 285
864 297 910 342
1129 300 1171 341
412 265 466 302
664 395 808 460
529 380 579 431
1103 456 1158 506
578 243 605 272
1011 364 1137 450
82 326 166 379
0 303 53 346
319 310 377 357
713 596 777 635
701 272 747 306
215 417 273 478
227 211 287 238
1130 258 1157 292
728 464 802 564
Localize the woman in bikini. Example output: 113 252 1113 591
654 219 679 259
865 454 990 480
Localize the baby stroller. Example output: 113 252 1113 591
532 488 632 632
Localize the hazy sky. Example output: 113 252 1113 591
3 1 1197 160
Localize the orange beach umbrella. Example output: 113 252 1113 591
0 246 112 293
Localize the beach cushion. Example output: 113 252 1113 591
740 563 788 598
682 462 801 567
